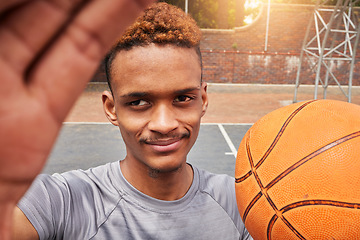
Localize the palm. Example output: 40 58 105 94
0 0 153 237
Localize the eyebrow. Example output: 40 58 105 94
120 87 201 98
174 87 201 94
120 92 147 98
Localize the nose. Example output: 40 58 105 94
148 104 179 135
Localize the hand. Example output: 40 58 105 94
0 0 154 238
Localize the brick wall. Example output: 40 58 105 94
92 3 360 86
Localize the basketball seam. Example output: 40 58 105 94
267 199 360 240
235 100 317 184
281 199 360 213
266 130 360 189
267 213 306 240
254 100 317 169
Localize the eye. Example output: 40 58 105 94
174 95 193 102
128 99 149 106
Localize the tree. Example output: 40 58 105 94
161 0 248 29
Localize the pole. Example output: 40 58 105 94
264 0 271 51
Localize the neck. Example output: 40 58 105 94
120 159 194 201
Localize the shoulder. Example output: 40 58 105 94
40 161 123 214
29 162 118 196
58 161 117 184
193 166 253 240
195 166 236 201
18 161 123 239
195 167 238 222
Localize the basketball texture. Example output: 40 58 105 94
235 99 360 240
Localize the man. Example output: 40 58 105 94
9 2 252 239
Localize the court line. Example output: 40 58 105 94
217 123 238 158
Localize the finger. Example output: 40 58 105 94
0 0 84 76
0 0 29 14
29 0 155 123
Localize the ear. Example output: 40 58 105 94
102 90 119 126
200 82 208 117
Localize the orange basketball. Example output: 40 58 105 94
235 99 360 240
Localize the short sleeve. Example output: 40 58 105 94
17 174 70 240
17 166 121 240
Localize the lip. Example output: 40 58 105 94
145 138 183 153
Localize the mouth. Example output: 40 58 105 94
144 137 184 153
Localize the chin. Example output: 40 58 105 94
146 156 187 177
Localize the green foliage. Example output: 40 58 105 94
228 0 236 28
162 0 249 29
244 5 259 16
191 0 218 28
160 0 218 28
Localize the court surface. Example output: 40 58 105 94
44 123 252 177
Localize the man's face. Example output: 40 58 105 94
103 44 207 174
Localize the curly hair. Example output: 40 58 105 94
105 2 202 92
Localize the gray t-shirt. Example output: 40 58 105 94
18 161 252 240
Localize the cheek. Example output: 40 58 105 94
178 112 202 141
178 105 204 126
116 113 148 140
